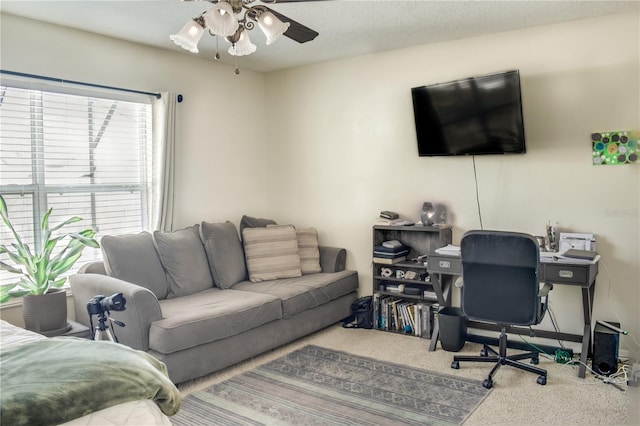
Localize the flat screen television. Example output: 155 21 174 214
411 70 526 156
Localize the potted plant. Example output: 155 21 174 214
0 194 99 334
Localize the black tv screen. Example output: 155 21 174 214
411 70 526 156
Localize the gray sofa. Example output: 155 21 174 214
70 219 359 384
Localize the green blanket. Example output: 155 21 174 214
0 337 181 425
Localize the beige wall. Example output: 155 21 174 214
264 13 640 355
1 12 638 357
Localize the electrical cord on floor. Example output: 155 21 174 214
517 334 556 362
545 304 566 350
517 334 579 364
518 329 630 391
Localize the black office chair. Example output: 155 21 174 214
450 230 552 389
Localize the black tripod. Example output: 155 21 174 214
89 310 125 342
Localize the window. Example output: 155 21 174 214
0 84 154 286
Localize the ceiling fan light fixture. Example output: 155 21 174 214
204 2 240 37
228 29 257 57
257 11 290 45
170 19 205 54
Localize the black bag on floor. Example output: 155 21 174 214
342 296 373 329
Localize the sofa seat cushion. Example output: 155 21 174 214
149 288 282 354
232 270 358 319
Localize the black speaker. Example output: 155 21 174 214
592 321 620 376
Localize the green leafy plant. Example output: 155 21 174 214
0 194 100 303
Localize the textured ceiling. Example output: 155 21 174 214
1 0 638 72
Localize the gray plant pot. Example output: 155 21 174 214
22 288 70 335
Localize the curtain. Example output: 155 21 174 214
152 92 177 232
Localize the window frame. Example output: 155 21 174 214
0 78 155 287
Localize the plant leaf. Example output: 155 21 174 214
4 246 31 269
49 251 83 277
0 260 23 274
33 257 49 290
51 278 67 288
0 195 8 218
69 232 100 249
41 235 65 262
8 289 33 298
41 207 52 233
0 283 18 296
0 196 26 251
50 216 82 232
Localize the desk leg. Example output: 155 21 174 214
578 323 591 378
429 321 440 352
577 283 595 378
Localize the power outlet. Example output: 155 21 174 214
628 363 640 387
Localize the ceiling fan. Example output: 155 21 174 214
171 0 325 73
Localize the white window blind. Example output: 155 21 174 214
0 84 153 286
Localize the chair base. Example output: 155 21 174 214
450 328 547 389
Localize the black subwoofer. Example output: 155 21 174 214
592 321 620 376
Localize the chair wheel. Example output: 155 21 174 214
451 361 460 369
482 379 493 389
531 356 539 365
537 376 547 385
480 348 489 357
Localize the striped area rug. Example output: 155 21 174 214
171 345 491 425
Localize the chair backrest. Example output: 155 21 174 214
460 230 541 326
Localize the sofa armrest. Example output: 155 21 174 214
78 261 107 275
69 273 162 352
318 246 346 273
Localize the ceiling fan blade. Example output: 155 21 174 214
263 6 319 43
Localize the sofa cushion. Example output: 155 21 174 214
149 288 282 354
242 225 302 283
239 215 277 238
154 225 213 298
296 227 322 274
101 232 169 300
232 270 359 318
200 221 247 289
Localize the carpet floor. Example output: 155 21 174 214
176 325 636 425
172 345 490 425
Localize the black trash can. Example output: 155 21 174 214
438 307 467 352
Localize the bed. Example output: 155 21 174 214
0 320 181 425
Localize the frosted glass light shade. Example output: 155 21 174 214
228 30 257 56
170 20 205 53
204 2 239 37
257 11 290 45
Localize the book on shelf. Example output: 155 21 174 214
391 300 401 331
373 256 407 264
373 245 410 256
423 290 438 302
373 294 435 339
373 293 380 329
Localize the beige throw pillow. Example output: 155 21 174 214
243 225 302 283
296 227 322 274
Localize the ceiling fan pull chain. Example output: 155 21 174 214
215 36 220 60
235 56 240 75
